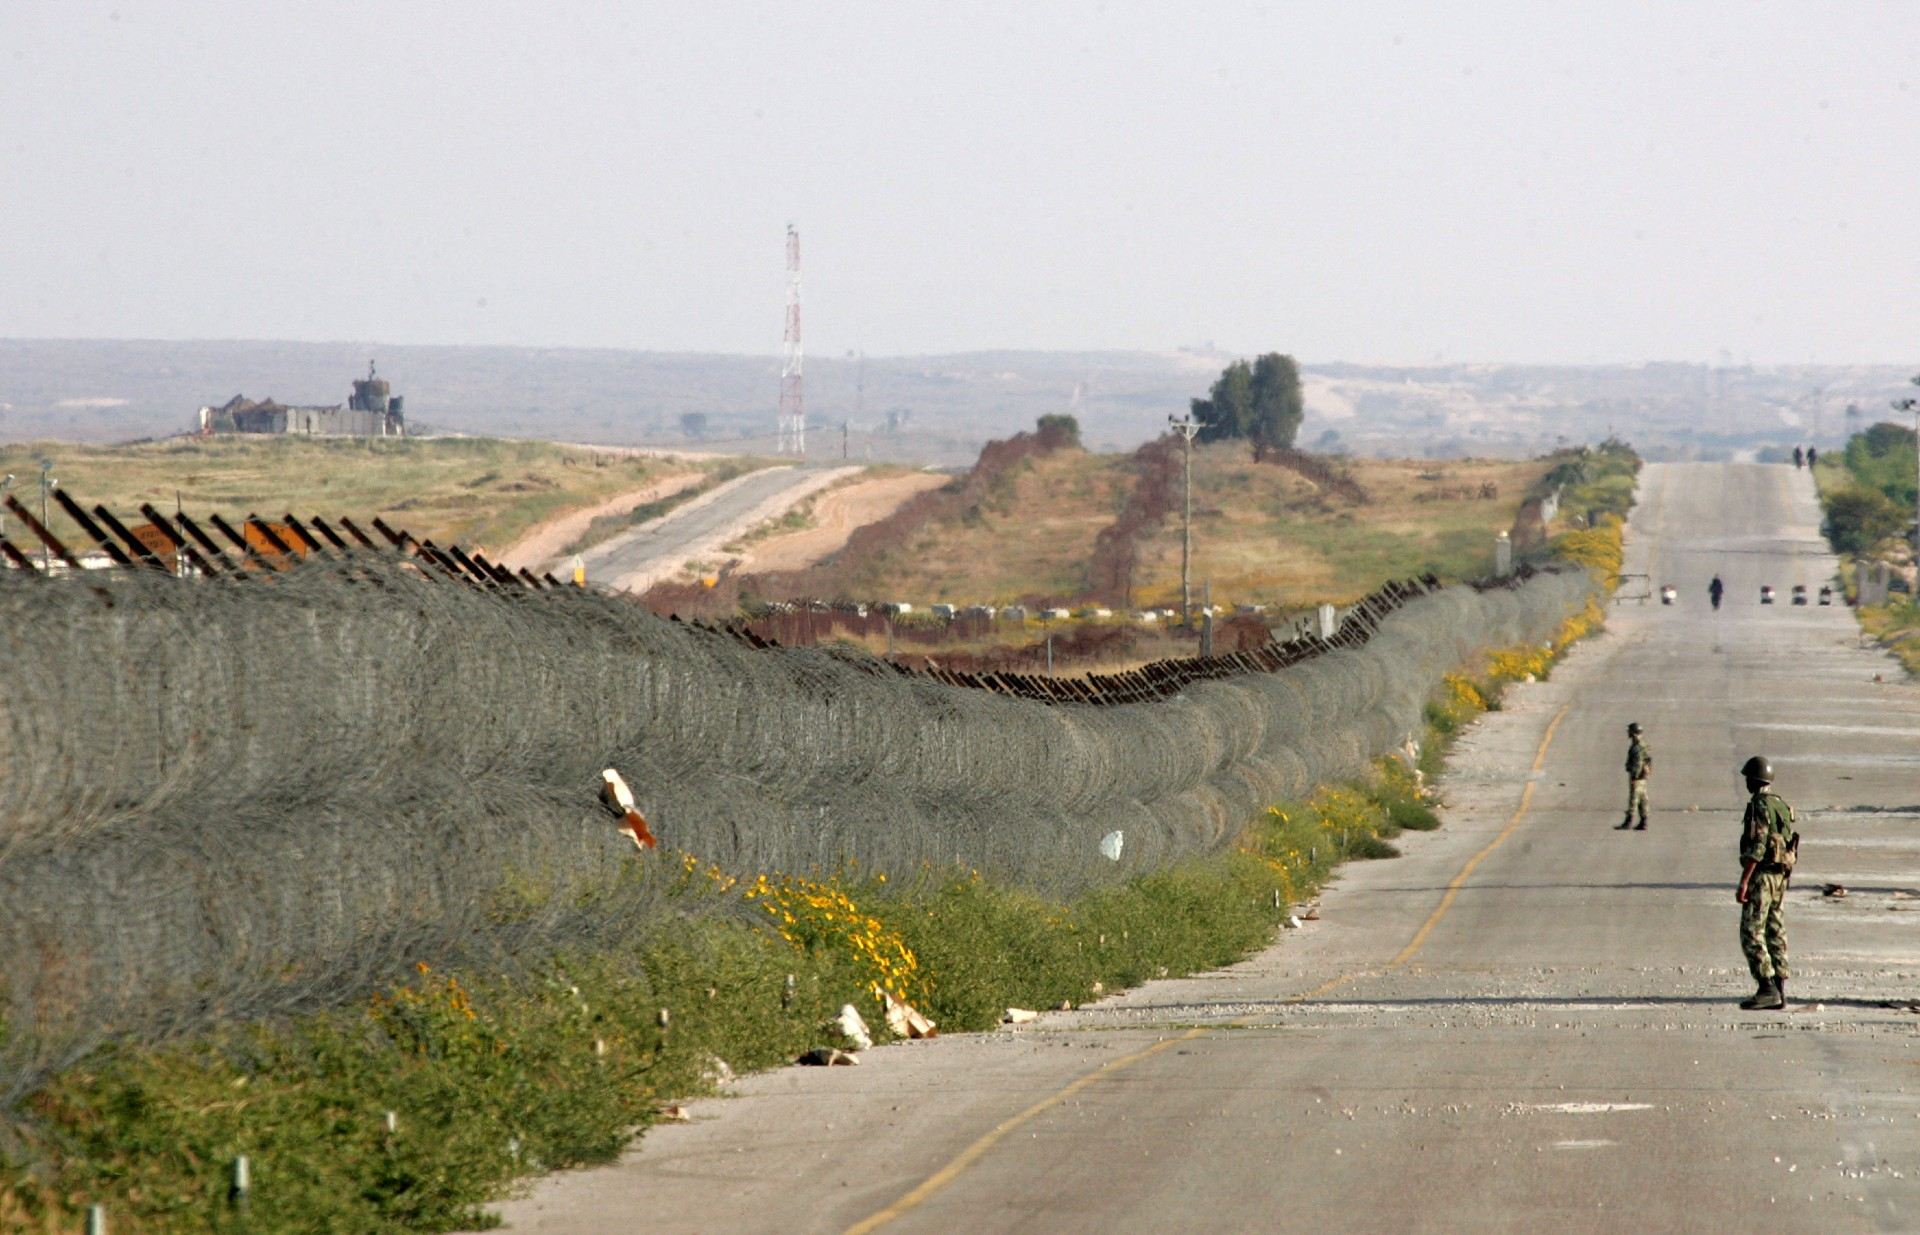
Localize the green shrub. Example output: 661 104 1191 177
1823 486 1907 556
1842 422 1919 512
1346 835 1401 860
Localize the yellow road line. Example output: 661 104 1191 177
844 703 1573 1234
1642 464 1671 587
1388 704 1569 967
1774 466 1806 588
840 1031 1201 1235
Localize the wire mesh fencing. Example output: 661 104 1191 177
0 554 1592 1105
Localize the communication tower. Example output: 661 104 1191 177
779 225 805 455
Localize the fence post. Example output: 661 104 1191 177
231 1155 251 1211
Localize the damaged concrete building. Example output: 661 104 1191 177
199 363 406 437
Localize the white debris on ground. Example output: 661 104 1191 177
883 990 937 1039
833 1004 873 1051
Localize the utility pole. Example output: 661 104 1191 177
0 473 12 541
778 225 805 456
1168 412 1202 627
38 459 54 573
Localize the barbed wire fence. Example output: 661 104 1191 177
0 543 1592 1108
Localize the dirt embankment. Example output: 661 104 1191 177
1086 436 1183 607
730 472 951 575
644 423 1078 615
497 472 705 572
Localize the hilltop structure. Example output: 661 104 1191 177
198 362 405 437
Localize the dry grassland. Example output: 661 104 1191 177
0 436 729 559
836 449 1136 605
1126 448 1553 607
4 435 1550 617
842 445 1551 611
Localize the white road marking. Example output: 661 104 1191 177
1553 1140 1618 1150
1743 723 1920 738
1528 1103 1653 1114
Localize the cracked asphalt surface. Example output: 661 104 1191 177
489 462 1920 1234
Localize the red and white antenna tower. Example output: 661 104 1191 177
778 224 805 455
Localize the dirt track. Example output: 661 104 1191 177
496 472 704 573
732 471 950 574
583 465 860 593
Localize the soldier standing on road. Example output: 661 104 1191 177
1736 755 1799 1011
1616 722 1652 830
1708 574 1725 610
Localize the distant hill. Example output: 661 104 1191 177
1 338 1910 461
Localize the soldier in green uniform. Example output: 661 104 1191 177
1616 722 1651 830
1736 755 1798 1011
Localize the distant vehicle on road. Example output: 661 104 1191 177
1760 585 1776 605
1660 584 1678 605
1791 584 1808 605
1818 586 1834 605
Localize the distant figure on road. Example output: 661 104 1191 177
1807 446 1818 469
1792 445 1804 469
1708 574 1725 610
1735 755 1798 1011
1616 722 1652 830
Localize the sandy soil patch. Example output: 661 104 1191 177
731 471 951 575
548 442 730 463
497 471 704 571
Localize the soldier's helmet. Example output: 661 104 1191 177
1627 722 1642 734
1740 755 1773 784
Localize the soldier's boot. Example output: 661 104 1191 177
1633 815 1648 830
1615 816 1634 830
1774 977 1788 1009
1740 978 1782 1010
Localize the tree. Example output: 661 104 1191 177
1859 420 1917 460
1035 413 1082 449
1190 353 1303 455
1192 359 1253 445
1248 353 1305 456
1842 421 1919 512
1823 486 1907 555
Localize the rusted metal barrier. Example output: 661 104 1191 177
675 571 1462 709
1 490 1547 709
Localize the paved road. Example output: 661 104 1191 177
493 462 1920 1234
580 464 858 593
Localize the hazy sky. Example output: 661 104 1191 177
4 2 1918 364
